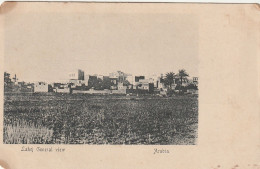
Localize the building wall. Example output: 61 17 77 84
55 88 70 93
73 89 126 94
84 75 90 85
69 69 84 80
118 85 127 90
34 82 48 92
109 71 128 83
111 89 127 94
147 74 159 87
73 89 110 94
137 83 149 90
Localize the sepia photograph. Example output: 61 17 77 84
1 2 260 169
3 3 199 145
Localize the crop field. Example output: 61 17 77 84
4 93 198 145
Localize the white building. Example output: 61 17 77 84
147 74 160 87
34 82 48 92
118 82 127 90
53 84 70 93
68 69 84 80
133 79 151 91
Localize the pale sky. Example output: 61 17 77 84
4 11 198 82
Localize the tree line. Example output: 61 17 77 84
161 69 198 92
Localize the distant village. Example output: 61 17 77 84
4 69 198 96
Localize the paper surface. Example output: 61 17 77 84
0 2 259 169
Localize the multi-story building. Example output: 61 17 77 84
138 79 149 90
68 69 84 80
109 71 128 83
131 78 154 93
146 74 160 88
68 70 88 91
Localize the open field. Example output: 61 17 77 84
4 93 198 145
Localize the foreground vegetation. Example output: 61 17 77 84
4 93 198 144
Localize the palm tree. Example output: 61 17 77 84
177 69 189 86
177 69 189 93
165 72 175 89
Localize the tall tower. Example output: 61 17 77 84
69 69 84 80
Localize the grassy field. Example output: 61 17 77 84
4 93 198 145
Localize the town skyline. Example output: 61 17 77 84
5 67 198 95
4 68 198 83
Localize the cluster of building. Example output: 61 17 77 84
34 69 198 95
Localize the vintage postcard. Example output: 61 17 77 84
0 2 259 169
